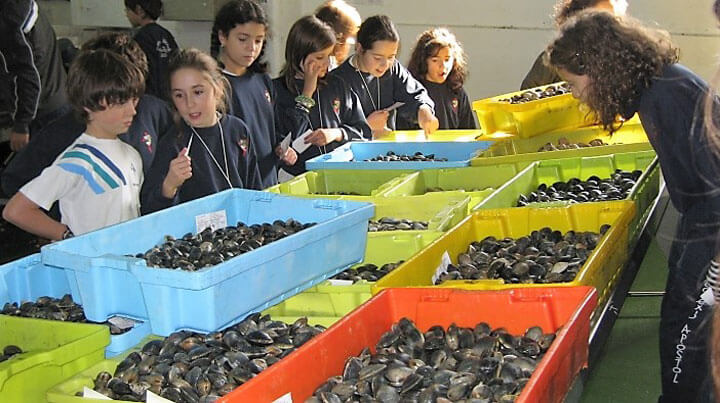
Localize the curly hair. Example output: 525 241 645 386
546 10 678 133
554 0 606 25
407 28 468 91
211 0 268 73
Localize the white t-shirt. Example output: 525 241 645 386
21 133 144 235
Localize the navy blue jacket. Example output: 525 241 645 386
398 79 476 130
1 94 174 197
224 70 278 188
331 57 434 130
273 75 371 176
141 115 261 214
133 22 178 100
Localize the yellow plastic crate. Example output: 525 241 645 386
372 201 636 325
473 83 597 138
372 129 514 142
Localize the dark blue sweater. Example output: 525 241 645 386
273 75 371 176
224 70 278 188
141 115 261 214
398 79 476 130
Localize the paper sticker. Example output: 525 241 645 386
83 387 112 399
279 131 292 154
146 390 176 403
291 129 313 154
195 210 228 233
431 251 452 284
107 316 140 331
272 392 293 403
327 279 354 286
383 101 405 112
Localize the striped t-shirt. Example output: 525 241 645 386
21 133 143 235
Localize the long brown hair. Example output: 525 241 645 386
279 15 336 95
546 10 678 133
407 27 468 91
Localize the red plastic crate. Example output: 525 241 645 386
219 286 597 403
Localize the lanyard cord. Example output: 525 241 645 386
187 120 233 190
355 55 380 112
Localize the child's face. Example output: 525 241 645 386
171 68 220 128
334 34 356 66
557 68 592 103
86 98 138 138
357 40 399 78
302 45 334 78
219 22 266 75
425 46 454 84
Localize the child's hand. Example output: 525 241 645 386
366 110 390 132
301 57 327 97
162 148 192 198
305 128 343 146
418 105 439 135
278 146 298 166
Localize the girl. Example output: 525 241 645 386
547 11 720 403
124 0 179 100
405 28 476 130
213 0 291 189
314 0 362 69
141 48 261 214
331 15 438 137
273 15 370 177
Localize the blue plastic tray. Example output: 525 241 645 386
0 254 151 358
40 189 374 336
305 141 493 171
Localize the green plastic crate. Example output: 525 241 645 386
372 129 514 142
263 231 443 327
379 166 521 210
474 151 659 245
263 169 413 196
0 315 109 403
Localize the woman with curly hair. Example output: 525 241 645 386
547 10 720 403
402 28 476 130
520 0 628 89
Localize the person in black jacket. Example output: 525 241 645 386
547 11 720 403
404 27 476 130
124 0 179 100
1 32 174 198
273 15 370 177
0 0 68 152
141 48 261 214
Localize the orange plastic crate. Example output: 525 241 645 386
219 286 597 403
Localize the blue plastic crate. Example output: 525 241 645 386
305 141 493 171
0 254 151 358
40 189 374 336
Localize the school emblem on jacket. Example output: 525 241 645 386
264 90 272 104
332 98 341 116
142 131 153 153
451 98 459 112
157 39 172 58
237 137 249 156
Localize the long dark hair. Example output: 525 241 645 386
546 10 678 133
407 27 468 91
211 0 268 73
357 15 399 51
279 15 335 95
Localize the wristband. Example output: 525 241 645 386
295 94 316 110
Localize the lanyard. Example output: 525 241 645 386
186 120 233 190
354 55 381 112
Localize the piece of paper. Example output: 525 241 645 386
431 251 452 284
383 101 405 112
279 131 292 154
195 210 228 233
277 168 295 183
272 392 293 403
107 316 140 331
146 390 176 403
83 387 112 400
291 129 313 154
327 279 354 286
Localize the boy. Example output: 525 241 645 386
2 49 145 240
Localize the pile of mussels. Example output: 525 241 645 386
516 169 641 206
84 313 324 402
363 152 449 162
369 217 429 232
537 137 607 152
0 345 22 363
138 219 315 271
331 261 404 283
1 294 129 335
435 226 610 285
498 83 570 104
307 318 556 403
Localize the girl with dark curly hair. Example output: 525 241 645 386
403 28 476 130
547 10 720 403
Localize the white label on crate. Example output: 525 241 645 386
146 390 175 403
107 316 140 331
195 210 228 233
327 279 354 286
431 251 452 284
83 387 112 399
272 392 293 403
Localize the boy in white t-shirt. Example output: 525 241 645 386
2 49 145 240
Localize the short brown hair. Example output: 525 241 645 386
66 49 145 123
81 32 148 79
280 15 336 95
315 0 361 42
407 28 468 91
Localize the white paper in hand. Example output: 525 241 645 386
83 387 112 399
291 129 313 154
383 101 405 112
279 131 292 154
431 251 452 284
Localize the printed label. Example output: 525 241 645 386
431 251 452 284
195 210 228 233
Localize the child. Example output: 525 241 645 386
273 15 370 177
124 0 179 99
547 11 720 402
331 15 438 137
2 49 145 239
405 28 476 130
315 0 362 69
213 0 289 189
141 48 261 214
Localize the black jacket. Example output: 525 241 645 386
521 51 561 90
133 22 178 100
398 79 476 130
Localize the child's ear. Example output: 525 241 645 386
355 43 363 54
218 31 227 47
83 107 93 121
